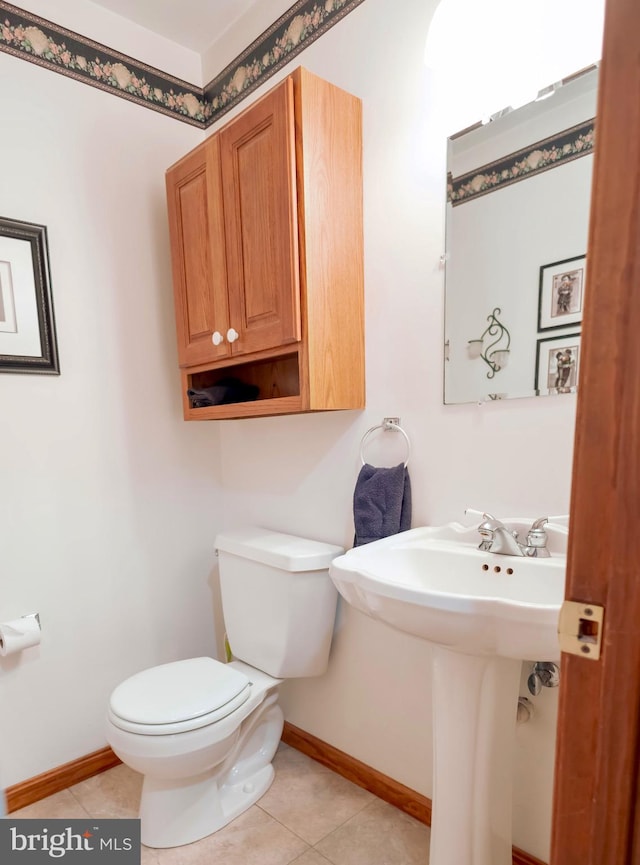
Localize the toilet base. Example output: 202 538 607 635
140 695 284 848
140 763 275 848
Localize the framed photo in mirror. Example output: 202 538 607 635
538 255 586 332
535 332 581 395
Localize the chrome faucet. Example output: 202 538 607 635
476 514 550 557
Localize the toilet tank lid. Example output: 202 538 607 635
215 527 344 572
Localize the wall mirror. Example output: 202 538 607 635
443 65 598 405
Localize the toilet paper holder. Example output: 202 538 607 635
0 612 41 656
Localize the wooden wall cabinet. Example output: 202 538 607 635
165 67 365 420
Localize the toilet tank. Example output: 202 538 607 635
215 527 344 678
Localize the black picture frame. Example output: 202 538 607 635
535 332 581 394
0 216 60 374
537 254 586 332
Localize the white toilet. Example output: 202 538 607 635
105 527 343 849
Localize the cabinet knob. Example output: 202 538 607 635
212 331 224 346
226 328 239 343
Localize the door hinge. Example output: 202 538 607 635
558 600 604 660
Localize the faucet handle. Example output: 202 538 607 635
526 517 549 551
530 517 549 530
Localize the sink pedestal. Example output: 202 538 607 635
430 647 521 865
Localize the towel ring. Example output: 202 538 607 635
360 419 411 467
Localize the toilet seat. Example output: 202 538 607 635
108 657 251 736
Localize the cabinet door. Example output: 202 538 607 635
220 77 301 356
166 136 230 367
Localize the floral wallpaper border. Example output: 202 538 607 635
203 0 366 125
448 118 596 206
0 1 208 126
0 0 367 128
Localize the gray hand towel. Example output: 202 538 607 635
353 462 412 547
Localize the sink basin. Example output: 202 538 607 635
329 520 568 865
329 521 567 660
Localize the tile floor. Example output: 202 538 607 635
10 744 431 864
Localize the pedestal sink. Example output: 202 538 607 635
329 520 568 865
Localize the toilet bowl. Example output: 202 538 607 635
107 658 283 848
105 527 343 848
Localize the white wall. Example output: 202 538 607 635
0 41 225 788
209 0 576 859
